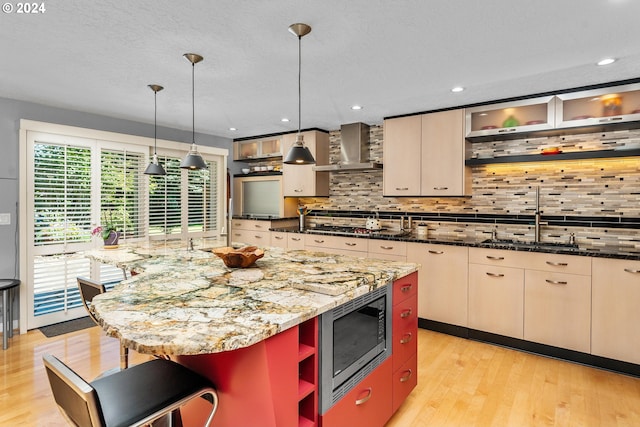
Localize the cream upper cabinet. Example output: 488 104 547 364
282 130 330 197
592 257 640 365
383 110 469 197
383 115 422 196
407 243 468 327
421 109 470 196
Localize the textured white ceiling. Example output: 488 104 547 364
1 0 640 139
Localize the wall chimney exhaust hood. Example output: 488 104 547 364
313 122 382 171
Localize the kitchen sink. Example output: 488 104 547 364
480 239 579 251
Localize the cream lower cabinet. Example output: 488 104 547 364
270 231 288 248
523 253 592 353
407 243 468 327
304 234 368 258
367 240 407 261
592 258 640 365
287 233 305 250
468 248 526 338
524 270 591 353
230 219 271 246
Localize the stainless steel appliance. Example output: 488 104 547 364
232 175 298 218
319 284 392 413
307 224 409 238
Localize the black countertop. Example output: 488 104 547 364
269 226 640 261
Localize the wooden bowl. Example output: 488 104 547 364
212 246 264 268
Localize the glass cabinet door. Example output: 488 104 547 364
234 140 259 160
555 83 640 129
466 95 555 140
233 137 282 160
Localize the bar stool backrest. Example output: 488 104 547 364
77 277 106 324
43 353 105 427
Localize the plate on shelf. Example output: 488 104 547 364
480 125 498 130
526 120 544 125
571 115 593 120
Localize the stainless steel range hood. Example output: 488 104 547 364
313 122 382 171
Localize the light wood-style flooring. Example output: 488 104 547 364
1 326 638 426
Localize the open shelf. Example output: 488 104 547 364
465 148 640 165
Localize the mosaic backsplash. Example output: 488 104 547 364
299 125 640 251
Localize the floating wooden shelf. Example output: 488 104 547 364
465 149 640 165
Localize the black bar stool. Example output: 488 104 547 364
1 279 20 350
43 353 218 426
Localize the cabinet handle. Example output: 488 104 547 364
545 279 568 285
400 332 413 344
294 189 303 192
345 242 357 247
400 309 412 318
428 250 444 255
486 255 504 260
546 261 568 266
291 237 301 242
254 235 263 239
274 236 284 240
399 369 413 383
380 246 394 250
254 224 262 228
233 233 242 237
624 268 640 274
314 239 325 244
486 272 505 278
355 388 372 406
433 187 448 190
498 128 517 133
598 116 623 123
400 284 412 293
395 187 409 191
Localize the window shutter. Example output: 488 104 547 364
149 156 182 235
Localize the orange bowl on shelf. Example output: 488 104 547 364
212 246 264 268
541 147 562 155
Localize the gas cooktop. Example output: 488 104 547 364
306 225 410 237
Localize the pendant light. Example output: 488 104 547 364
283 23 315 165
180 53 208 170
144 84 167 175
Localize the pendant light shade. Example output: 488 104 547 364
180 53 208 170
283 23 315 165
144 84 167 176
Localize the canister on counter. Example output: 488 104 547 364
417 223 428 237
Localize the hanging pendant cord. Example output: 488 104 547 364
153 90 157 154
297 35 302 137
192 62 196 144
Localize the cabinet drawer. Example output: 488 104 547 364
392 354 417 414
270 232 287 248
469 247 529 268
525 252 591 275
231 229 270 246
304 234 369 253
320 358 392 427
393 272 418 305
392 294 417 372
231 219 270 231
367 240 407 257
287 233 305 250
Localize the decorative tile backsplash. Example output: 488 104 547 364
299 125 640 250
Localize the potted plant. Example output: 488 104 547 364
91 210 120 247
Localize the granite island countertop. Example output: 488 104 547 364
86 243 418 356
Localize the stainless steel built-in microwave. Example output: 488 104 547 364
232 175 298 218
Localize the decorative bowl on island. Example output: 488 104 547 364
212 246 264 268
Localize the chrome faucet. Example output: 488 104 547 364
534 186 548 243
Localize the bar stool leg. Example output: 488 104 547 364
2 289 8 350
7 287 14 338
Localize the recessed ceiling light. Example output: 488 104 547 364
229 127 237 131
351 105 362 110
597 58 616 66
281 118 290 122
451 86 465 93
